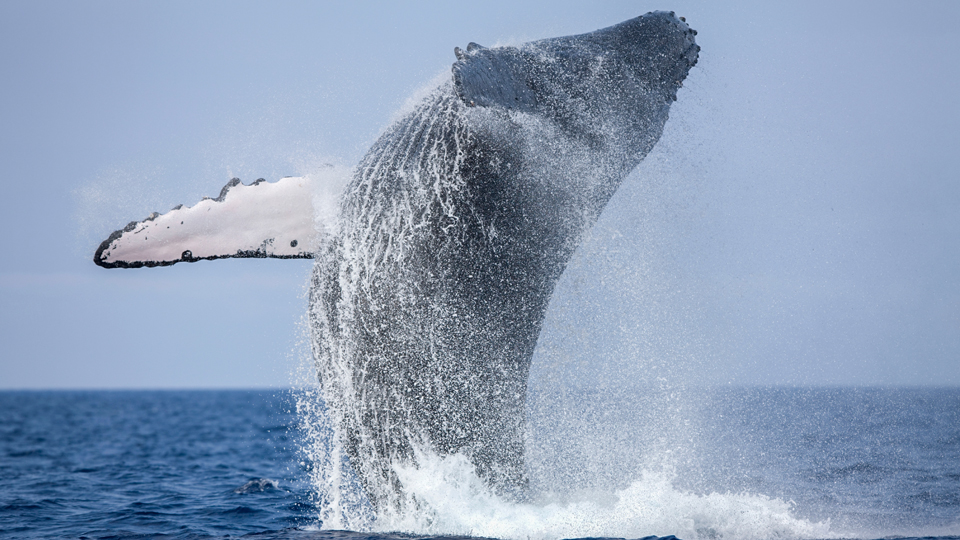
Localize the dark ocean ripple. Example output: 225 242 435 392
0 390 306 538
0 388 957 540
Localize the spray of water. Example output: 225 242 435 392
289 16 831 539
296 379 833 540
289 126 833 540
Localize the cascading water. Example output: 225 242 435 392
290 151 837 539
285 11 828 536
285 11 829 538
283 11 923 540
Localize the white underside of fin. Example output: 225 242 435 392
95 176 321 268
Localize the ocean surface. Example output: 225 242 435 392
1 387 957 540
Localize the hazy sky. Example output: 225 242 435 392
1 1 958 388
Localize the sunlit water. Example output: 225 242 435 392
2 387 956 539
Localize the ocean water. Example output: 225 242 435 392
1 387 957 540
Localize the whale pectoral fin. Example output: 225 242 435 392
452 46 537 112
94 176 319 268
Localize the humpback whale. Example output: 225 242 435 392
95 11 698 513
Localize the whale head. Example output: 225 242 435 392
453 11 698 167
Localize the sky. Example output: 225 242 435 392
1 1 958 389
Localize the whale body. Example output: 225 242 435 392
94 11 698 514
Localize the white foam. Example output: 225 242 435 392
298 439 833 540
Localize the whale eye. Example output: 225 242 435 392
181 250 193 260
290 240 298 248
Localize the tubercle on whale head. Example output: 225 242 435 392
564 11 699 102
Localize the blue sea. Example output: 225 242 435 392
1 388 958 540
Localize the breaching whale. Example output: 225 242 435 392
95 11 698 513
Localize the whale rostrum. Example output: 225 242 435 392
94 11 698 514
